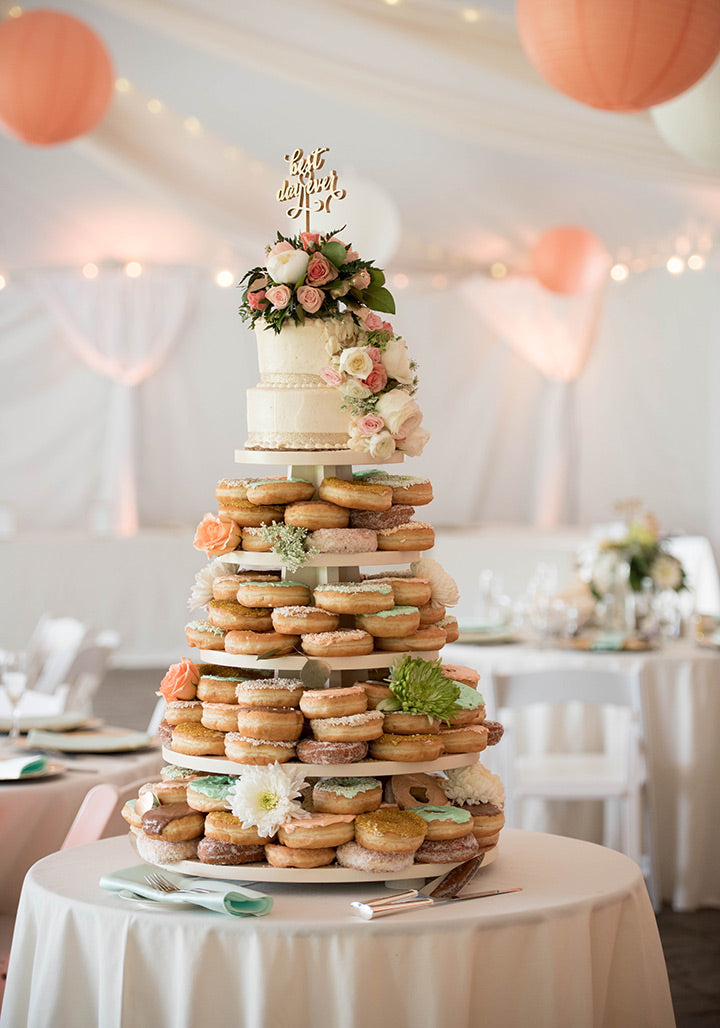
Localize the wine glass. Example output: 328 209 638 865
2 651 27 752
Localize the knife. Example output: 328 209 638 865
350 886 522 919
358 853 488 910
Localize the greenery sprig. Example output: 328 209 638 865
378 655 460 724
259 522 317 573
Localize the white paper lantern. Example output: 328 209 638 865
651 57 720 167
287 177 401 265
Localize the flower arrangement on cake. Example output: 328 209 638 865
587 508 687 598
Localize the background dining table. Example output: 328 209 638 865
1 829 674 1028
447 637 720 911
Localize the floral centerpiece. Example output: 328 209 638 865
587 510 686 598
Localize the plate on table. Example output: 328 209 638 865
0 761 66 782
0 710 93 734
457 626 517 646
556 635 656 652
25 726 154 754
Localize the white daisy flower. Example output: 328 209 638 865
650 553 683 591
443 763 505 808
187 557 233 611
227 763 310 838
411 557 459 607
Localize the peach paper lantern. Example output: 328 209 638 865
517 0 720 112
0 9 114 145
530 226 609 295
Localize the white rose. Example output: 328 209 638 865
397 425 430 457
592 551 619 595
369 430 396 460
339 347 374 379
650 553 683 591
340 378 372 400
375 388 423 437
381 336 414 385
266 248 309 285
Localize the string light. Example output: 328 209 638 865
146 98 164 115
115 78 131 93
82 263 99 280
215 269 234 288
489 262 507 279
393 273 409 288
8 6 22 17
688 254 706 271
124 261 143 278
610 263 629 282
666 256 684 275
183 116 202 136
0 274 6 290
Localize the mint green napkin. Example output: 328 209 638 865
0 754 47 779
100 864 273 917
590 632 627 651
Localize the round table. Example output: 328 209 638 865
0 748 164 916
2 831 674 1028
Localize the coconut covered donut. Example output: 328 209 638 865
224 733 296 764
215 477 282 503
271 605 340 635
235 677 305 708
185 620 227 651
318 476 393 512
354 471 434 506
240 527 273 552
313 581 394 615
164 700 203 726
310 710 384 743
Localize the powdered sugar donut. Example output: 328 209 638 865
131 826 199 865
335 840 414 872
349 505 415 531
235 677 305 708
165 700 203 725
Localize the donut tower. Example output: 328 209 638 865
123 150 506 881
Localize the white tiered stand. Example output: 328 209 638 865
156 449 492 883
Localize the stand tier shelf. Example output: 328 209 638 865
221 549 420 569
195 648 440 672
235 448 405 466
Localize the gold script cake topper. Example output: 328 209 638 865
276 147 347 232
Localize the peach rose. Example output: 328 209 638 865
307 252 339 287
320 366 345 387
357 412 384 435
249 289 268 311
266 284 292 309
157 658 200 702
268 241 295 256
296 285 324 314
193 513 241 556
300 232 320 250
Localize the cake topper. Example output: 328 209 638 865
276 146 347 232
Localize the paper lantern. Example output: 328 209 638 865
651 57 720 166
0 9 114 145
530 227 609 295
517 0 720 112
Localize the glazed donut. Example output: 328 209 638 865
236 705 304 742
164 700 203 725
446 683 486 726
271 605 339 635
171 722 226 756
481 719 505 746
375 625 446 651
208 600 273 632
197 838 265 865
201 702 241 733
236 580 312 609
417 599 446 626
131 827 199 865
349 505 415 531
299 685 368 719
355 605 420 638
264 844 336 868
313 581 394 615
335 840 414 873
216 477 282 503
415 832 480 864
438 724 489 753
381 711 440 735
354 809 427 854
278 813 356 849
235 677 305 709
354 472 433 506
246 478 315 506
240 527 273 552
283 500 349 529
406 804 474 841
140 802 205 842
198 673 247 704
362 575 432 607
308 528 377 553
213 573 280 600
185 620 227 650
186 775 234 812
204 810 272 845
437 616 459 643
296 738 368 765
390 773 449 809
224 733 296 764
377 522 435 551
301 630 374 658
441 663 480 689
218 498 284 527
356 681 392 709
310 710 384 743
225 630 300 656
319 476 392 512
368 733 444 763
313 777 383 814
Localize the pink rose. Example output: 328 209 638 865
366 346 381 363
296 285 324 314
363 365 388 393
157 658 200 702
193 513 241 557
381 321 393 333
352 269 371 289
268 241 295 256
306 252 339 287
357 412 384 435
248 289 268 311
320 366 345 387
265 284 292 310
363 311 384 331
300 232 320 250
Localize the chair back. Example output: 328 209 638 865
61 784 119 849
61 634 120 716
26 617 89 694
491 668 642 714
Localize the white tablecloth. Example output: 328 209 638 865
0 748 164 915
2 831 673 1028
448 640 720 911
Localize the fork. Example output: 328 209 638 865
144 871 213 895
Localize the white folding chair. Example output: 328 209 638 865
491 667 659 909
60 631 120 716
25 616 89 695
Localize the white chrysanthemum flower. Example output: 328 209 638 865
187 558 233 611
411 557 459 607
227 763 310 837
650 553 683 591
443 763 505 808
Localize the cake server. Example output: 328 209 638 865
356 854 489 911
350 886 522 919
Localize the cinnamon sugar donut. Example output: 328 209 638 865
299 685 368 719
356 605 420 638
414 832 479 863
208 600 273 632
375 625 446 651
185 620 227 650
313 777 383 814
335 840 414 872
369 733 444 762
310 710 384 743
284 500 349 529
171 722 226 756
390 772 449 809
235 677 305 708
349 505 415 531
165 700 203 726
132 826 199 865
236 580 311 609
308 528 377 553
240 527 273 552
377 522 435 551
218 498 284 527
301 630 374 658
318 476 392 512
224 733 296 764
296 738 368 764
225 630 300 656
264 844 336 868
201 702 240 733
313 581 394 615
246 478 315 505
278 813 355 849
197 838 265 865
481 719 505 746
438 724 489 753
236 706 304 741
272 605 339 635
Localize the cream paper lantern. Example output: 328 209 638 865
651 57 720 166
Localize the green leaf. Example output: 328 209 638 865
369 267 386 287
296 305 305 324
363 286 396 315
321 241 348 268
